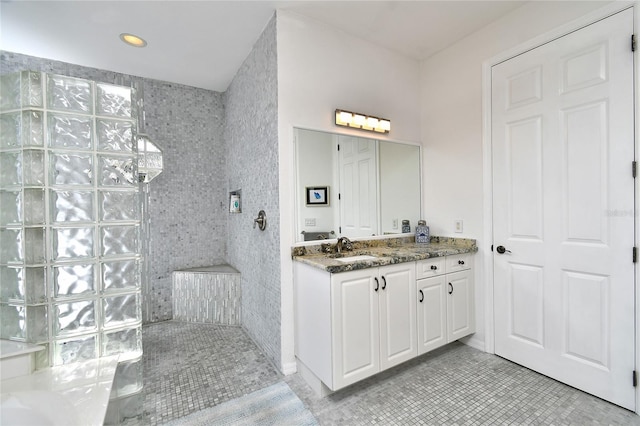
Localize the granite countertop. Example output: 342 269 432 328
292 236 478 273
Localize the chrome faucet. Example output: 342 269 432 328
336 237 353 254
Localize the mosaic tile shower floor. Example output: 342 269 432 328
126 321 640 425
122 321 282 425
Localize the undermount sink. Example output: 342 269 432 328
334 255 378 263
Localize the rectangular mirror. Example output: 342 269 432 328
294 128 421 243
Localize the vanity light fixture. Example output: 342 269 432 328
120 33 147 48
335 109 391 134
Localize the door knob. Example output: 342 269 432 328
496 245 511 254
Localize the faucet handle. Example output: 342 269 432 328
340 237 353 251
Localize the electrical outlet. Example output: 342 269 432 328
454 220 463 233
392 219 398 229
304 218 316 227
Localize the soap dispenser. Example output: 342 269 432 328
415 220 430 244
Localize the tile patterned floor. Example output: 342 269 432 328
287 343 640 425
122 321 282 425
125 321 640 425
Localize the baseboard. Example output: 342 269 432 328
281 361 297 376
461 335 485 352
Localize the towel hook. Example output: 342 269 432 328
253 210 267 231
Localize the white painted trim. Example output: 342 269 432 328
634 1 640 416
482 0 638 413
281 361 297 376
461 335 485 353
481 60 495 355
279 123 297 377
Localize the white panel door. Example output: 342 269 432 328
331 269 380 389
379 263 417 370
492 9 635 410
338 136 379 237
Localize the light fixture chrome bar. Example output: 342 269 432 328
335 109 390 134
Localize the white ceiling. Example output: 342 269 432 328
0 1 526 92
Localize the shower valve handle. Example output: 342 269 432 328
253 210 267 231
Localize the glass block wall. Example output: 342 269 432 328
0 71 143 418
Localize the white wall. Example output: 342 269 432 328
277 10 422 372
419 0 617 350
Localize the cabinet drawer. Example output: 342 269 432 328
416 257 446 279
445 254 472 273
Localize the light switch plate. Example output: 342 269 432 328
454 220 463 233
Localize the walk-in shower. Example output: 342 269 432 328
0 70 162 423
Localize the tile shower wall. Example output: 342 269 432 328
1 52 227 323
142 80 226 322
224 16 281 369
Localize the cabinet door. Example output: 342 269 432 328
446 269 475 342
417 275 447 354
379 263 417 370
331 269 380 390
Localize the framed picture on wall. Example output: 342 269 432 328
306 186 329 206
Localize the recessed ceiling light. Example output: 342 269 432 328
120 33 147 48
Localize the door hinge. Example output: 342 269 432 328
339 226 342 233
491 244 494 252
633 161 637 178
632 34 637 52
337 144 340 151
633 370 637 387
633 247 637 263
338 193 341 200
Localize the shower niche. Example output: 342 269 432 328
0 71 147 422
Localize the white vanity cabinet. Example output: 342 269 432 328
416 254 474 355
294 261 416 391
294 250 474 394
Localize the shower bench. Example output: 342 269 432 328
172 264 241 325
